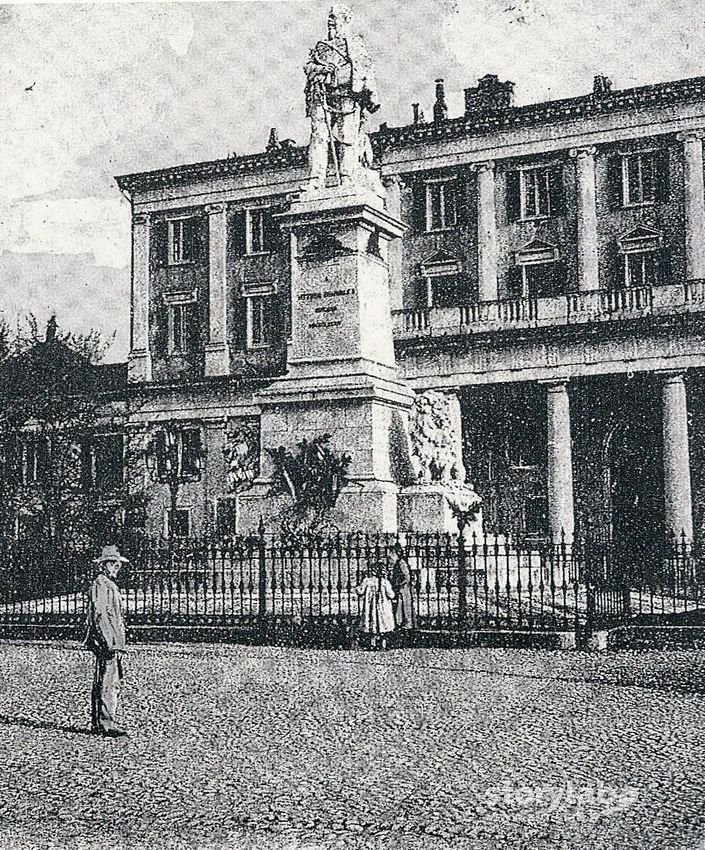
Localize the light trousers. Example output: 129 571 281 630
91 654 122 731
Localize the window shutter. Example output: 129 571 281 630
506 170 521 223
506 265 524 298
155 430 168 479
235 298 248 349
552 260 568 295
655 149 670 203
411 181 426 232
232 211 247 256
154 304 168 355
614 249 626 289
454 180 468 226
153 220 169 267
186 304 200 353
548 167 566 217
191 216 207 262
263 207 281 252
607 155 623 210
658 246 672 285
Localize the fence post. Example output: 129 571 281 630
583 528 595 648
257 518 268 630
457 519 468 627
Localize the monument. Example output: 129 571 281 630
238 6 481 533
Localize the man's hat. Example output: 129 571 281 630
93 545 129 564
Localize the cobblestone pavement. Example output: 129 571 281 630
2 643 705 850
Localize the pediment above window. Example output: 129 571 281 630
420 250 461 277
617 224 663 253
514 239 558 266
162 289 198 305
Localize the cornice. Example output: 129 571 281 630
116 74 705 196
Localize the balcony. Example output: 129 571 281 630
393 280 705 340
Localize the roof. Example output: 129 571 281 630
115 73 705 194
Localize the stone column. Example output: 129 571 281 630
382 175 403 311
661 372 693 541
204 203 230 377
678 131 705 281
476 160 498 302
128 212 152 383
569 147 599 292
545 380 575 542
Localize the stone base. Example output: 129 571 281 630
204 342 230 377
127 349 152 383
397 485 484 538
236 482 400 534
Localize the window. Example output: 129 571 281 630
247 295 275 348
521 168 551 219
163 290 198 355
22 437 49 484
623 152 656 206
624 251 660 289
525 495 548 535
168 303 190 353
152 427 203 481
609 150 669 208
216 497 238 536
510 240 566 299
168 218 196 265
507 166 565 222
179 428 202 478
430 275 462 308
165 509 191 538
92 434 125 492
616 226 666 288
246 208 274 254
425 181 457 231
523 262 567 299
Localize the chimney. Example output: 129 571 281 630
433 79 448 123
464 74 515 117
412 103 420 125
593 74 612 95
266 127 280 151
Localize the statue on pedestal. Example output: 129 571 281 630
304 5 380 188
409 391 482 520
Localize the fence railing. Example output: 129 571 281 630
1 531 703 641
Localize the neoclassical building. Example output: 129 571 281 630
112 68 705 551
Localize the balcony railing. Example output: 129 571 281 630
393 280 705 339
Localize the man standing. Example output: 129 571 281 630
85 545 128 738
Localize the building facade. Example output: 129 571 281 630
112 71 705 548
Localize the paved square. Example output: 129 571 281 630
1 641 705 849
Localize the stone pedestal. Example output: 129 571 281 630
397 485 483 538
239 181 415 533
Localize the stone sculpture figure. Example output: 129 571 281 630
304 5 379 188
408 390 482 516
222 421 260 494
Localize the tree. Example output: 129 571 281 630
0 316 115 552
267 434 351 536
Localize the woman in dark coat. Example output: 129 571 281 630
388 544 416 633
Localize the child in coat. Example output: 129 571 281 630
356 562 395 650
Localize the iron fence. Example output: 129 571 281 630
0 529 702 641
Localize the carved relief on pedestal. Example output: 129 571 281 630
222 418 260 493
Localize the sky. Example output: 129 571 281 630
0 0 704 362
